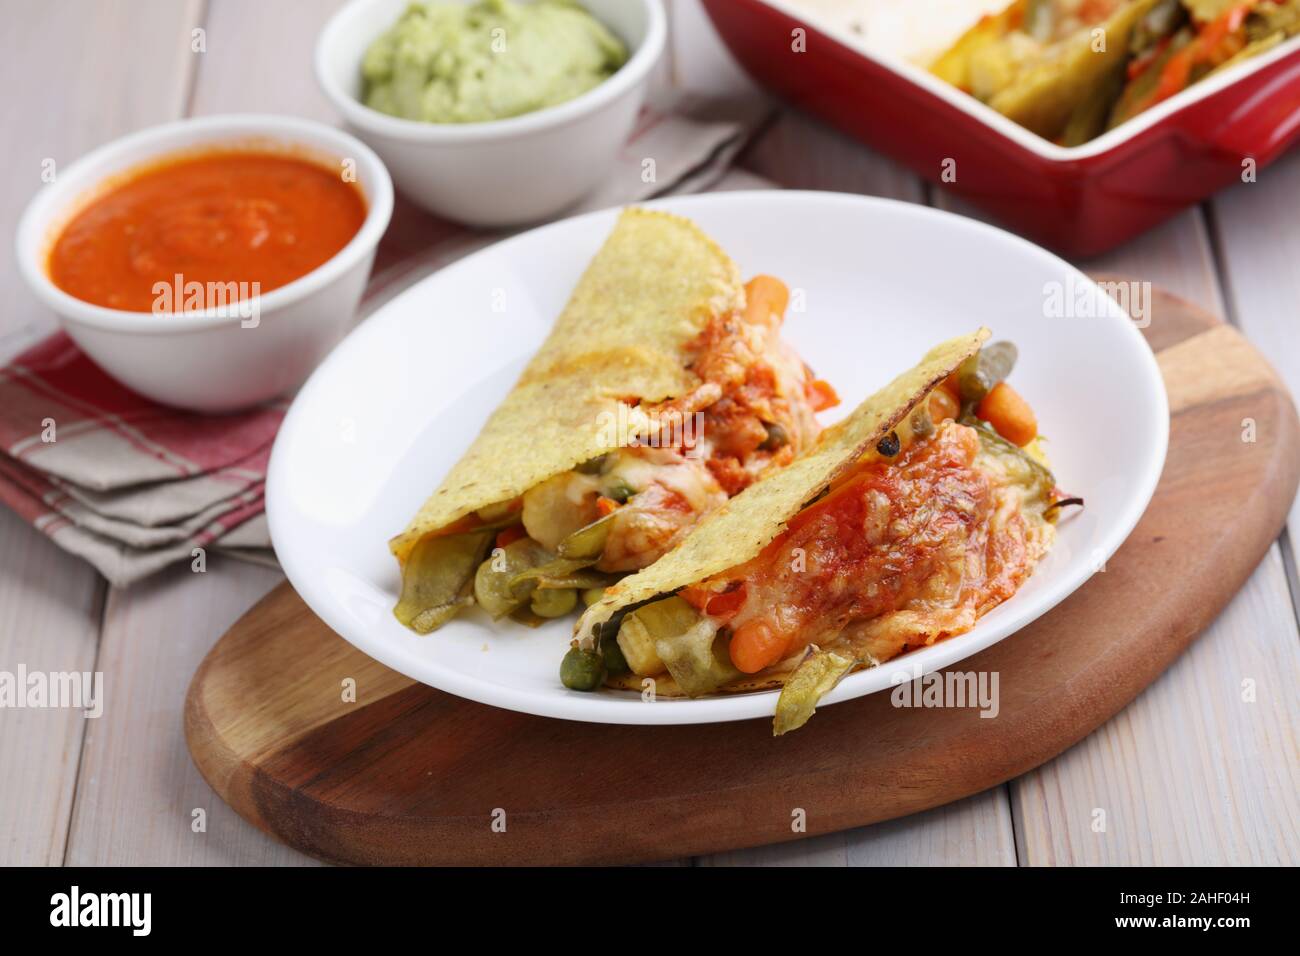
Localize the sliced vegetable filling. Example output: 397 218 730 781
568 340 1075 735
397 275 835 632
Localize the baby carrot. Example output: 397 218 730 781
977 381 1037 446
806 378 840 412
929 386 960 423
743 275 790 328
729 618 789 674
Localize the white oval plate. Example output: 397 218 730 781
267 191 1168 725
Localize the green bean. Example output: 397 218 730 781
773 649 857 736
1132 0 1184 53
1062 63 1125 147
557 512 616 559
394 530 494 633
957 341 1018 407
1109 27 1193 128
1025 0 1056 42
534 568 611 591
967 417 1056 515
560 646 606 691
511 556 597 591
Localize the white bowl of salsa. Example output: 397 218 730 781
15 113 394 413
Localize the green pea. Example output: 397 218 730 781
531 587 577 618
602 477 636 503
581 586 606 606
560 647 605 691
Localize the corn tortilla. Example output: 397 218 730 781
390 208 743 564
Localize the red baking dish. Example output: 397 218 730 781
702 0 1300 256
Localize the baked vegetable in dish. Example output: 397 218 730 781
566 331 1079 734
390 209 837 633
932 0 1300 144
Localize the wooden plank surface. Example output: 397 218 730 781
188 0 345 122
0 0 202 866
1079 210 1226 318
1210 149 1300 584
1013 547 1300 864
0 507 103 866
66 559 315 865
700 788 1018 866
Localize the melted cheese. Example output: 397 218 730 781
699 422 1054 674
604 446 722 514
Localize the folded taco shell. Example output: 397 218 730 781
390 209 743 564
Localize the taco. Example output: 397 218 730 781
564 330 1079 734
391 209 838 633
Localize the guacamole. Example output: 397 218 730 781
361 0 629 124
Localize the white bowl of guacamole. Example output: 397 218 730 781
316 0 666 226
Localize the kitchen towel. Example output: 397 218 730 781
0 94 771 587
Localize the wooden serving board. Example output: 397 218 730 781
186 290 1298 866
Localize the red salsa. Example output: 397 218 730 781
48 150 366 312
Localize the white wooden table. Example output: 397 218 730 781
2 0 1297 867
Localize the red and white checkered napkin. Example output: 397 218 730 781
0 333 283 586
0 95 770 586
